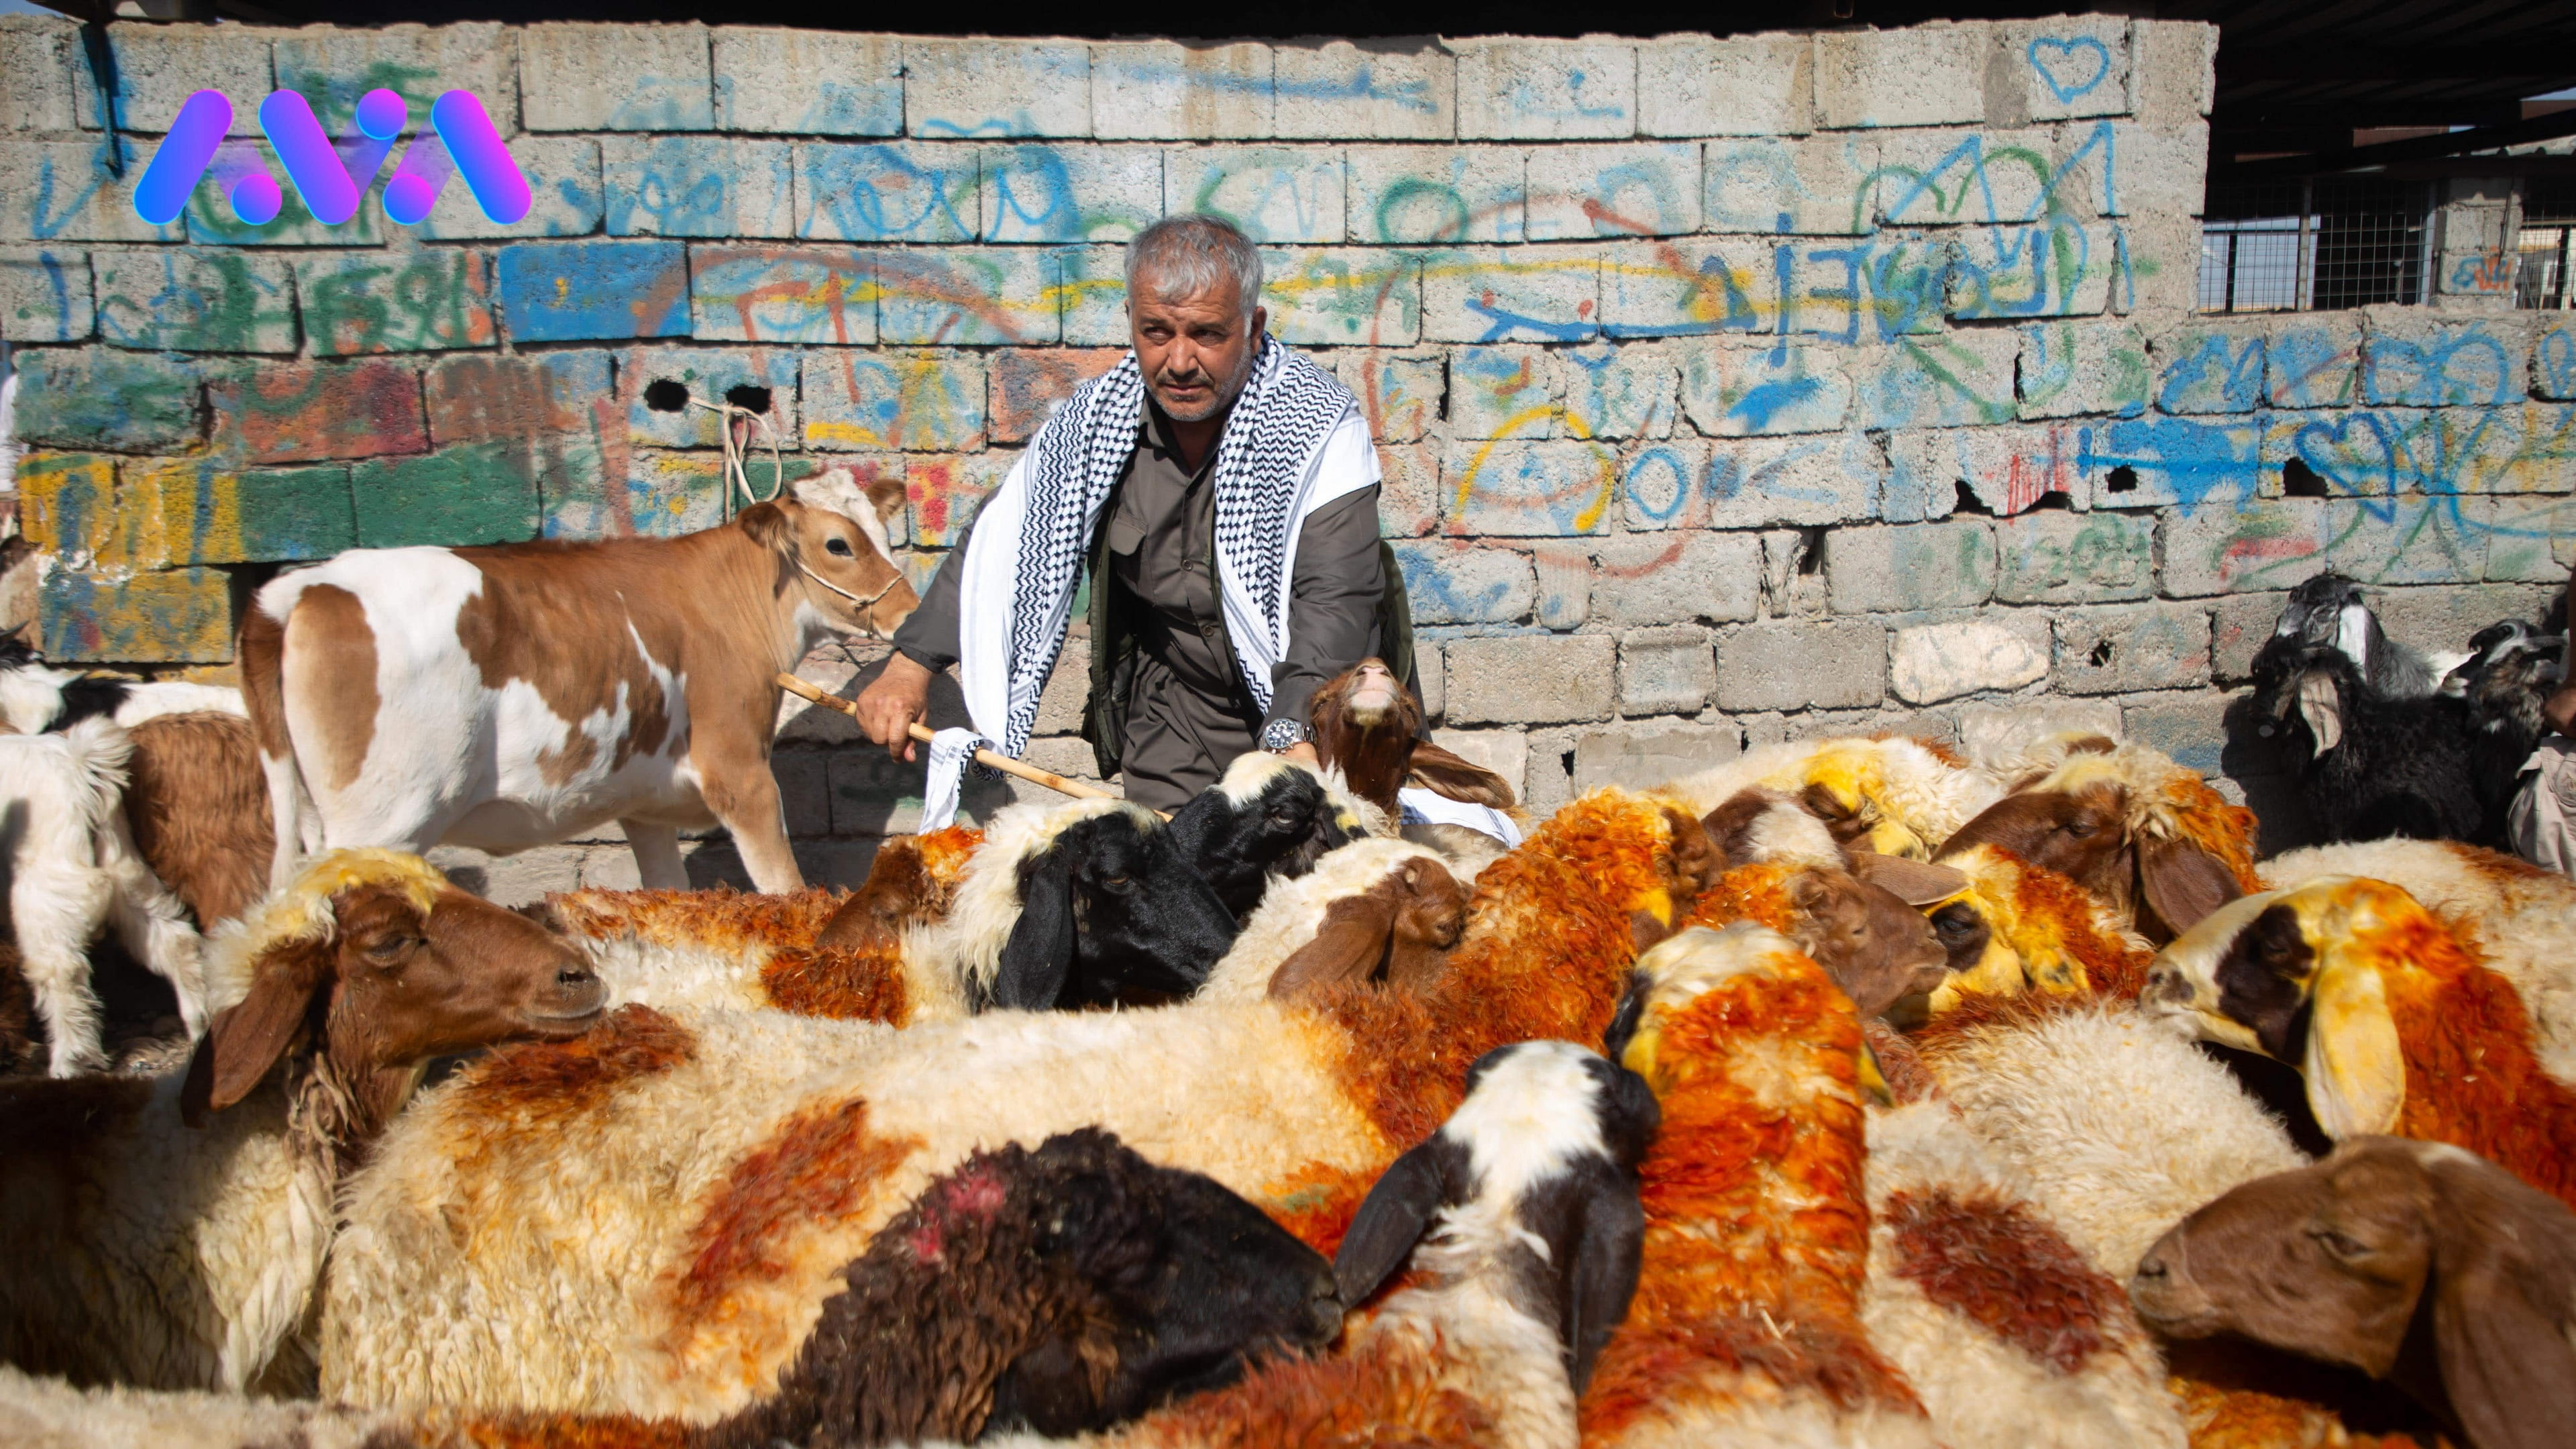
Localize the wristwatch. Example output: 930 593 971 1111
1260 718 1308 754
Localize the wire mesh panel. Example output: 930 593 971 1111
2198 178 2432 313
2516 176 2576 310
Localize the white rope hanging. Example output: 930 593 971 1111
687 396 786 515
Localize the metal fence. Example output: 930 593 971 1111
2198 178 2434 313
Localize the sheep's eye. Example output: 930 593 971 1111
364 935 421 966
1100 872 1132 891
2063 820 2096 838
2311 1227 2370 1260
825 537 855 557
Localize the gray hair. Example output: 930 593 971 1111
1124 214 1263 322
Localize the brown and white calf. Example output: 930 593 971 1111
237 471 917 894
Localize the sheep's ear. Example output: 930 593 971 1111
991 845 1079 1010
180 949 327 1128
1334 1136 1457 1307
2428 1187 2576 1448
1566 1172 1648 1395
1405 742 1517 810
2301 953 2406 1140
2138 837 2241 941
1269 888 1400 1000
1601 970 1652 1067
1849 851 1967 907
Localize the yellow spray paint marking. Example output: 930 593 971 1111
1453 406 1615 533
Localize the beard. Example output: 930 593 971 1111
1149 343 1256 423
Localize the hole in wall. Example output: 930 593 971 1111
1795 525 1827 575
1951 480 1992 516
2282 458 2329 498
1560 749 1576 780
724 384 773 415
2104 466 2139 494
2089 639 2114 667
643 378 690 413
2027 490 2074 512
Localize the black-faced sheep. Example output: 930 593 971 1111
2447 620 2565 838
0 848 602 1394
2271 570 2453 698
2131 1136 2576 1449
2250 637 2488 845
0 627 246 735
1164 751 1368 918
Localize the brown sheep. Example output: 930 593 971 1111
121 711 273 930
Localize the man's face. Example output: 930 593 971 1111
1129 280 1266 423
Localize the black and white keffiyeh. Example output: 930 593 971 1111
948 335 1365 766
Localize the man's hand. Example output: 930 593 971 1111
1283 741 1320 769
856 653 934 763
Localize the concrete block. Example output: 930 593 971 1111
2123 692 2236 789
93 249 294 354
2374 582 2563 661
521 23 712 131
1389 541 1534 625
1430 727 1525 798
1424 244 1601 344
1760 528 1831 617
1637 32 1811 138
2162 498 2326 596
2324 496 2484 586
1032 635 1091 737
1454 38 1635 141
623 347 800 448
2082 413 2261 512
1889 423 2084 516
1571 721 1741 794
40 564 232 664
990 347 1126 443
1444 634 1614 724
186 172 381 250
1376 443 1439 538
351 443 541 548
123 458 354 566
1443 439 1617 536
712 28 901 136
1867 125 2070 228
543 441 704 540
2263 315 2363 409
2533 317 2576 400
802 349 986 453
1337 352 1443 443
1715 619 1885 712
413 137 604 241
797 142 979 242
689 244 873 345
14 453 121 561
274 22 515 136
1261 248 1420 346
296 250 494 357
2053 602 2210 694
1703 135 1872 237
1949 221 2116 319
0 246 91 341
1417 642 1445 720
1591 531 1762 626
1816 23 1988 129
2017 319 2149 420
495 240 690 343
1995 509 2154 604
210 360 427 465
1167 147 1344 245
1525 142 1701 239
433 845 586 907
1828 521 1997 613
77 23 269 136
1599 236 1775 339
1864 332 2018 429
873 249 1057 346
2152 322 2266 414
1054 245 1132 346
2360 309 2526 408
982 144 1162 244
1678 341 1851 435
1092 40 1270 139
427 350 610 447
1953 697 2123 765
1619 625 1715 715
9 349 199 451
2108 121 2206 225
1985 17 2130 125
1273 41 1454 141
2210 590 2289 682
2481 496 2576 582
1346 145 1525 244
1689 433 1881 531
1558 341 1676 439
2438 247 2516 301
1889 615 2050 704
2132 21 2218 127
905 38 1089 139
905 453 1007 547
2113 212 2206 316
604 136 795 238
0 140 177 244
0 14 83 133
1449 346 1558 440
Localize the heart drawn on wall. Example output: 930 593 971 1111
2027 37 2112 105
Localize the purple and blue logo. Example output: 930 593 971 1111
132 87 531 229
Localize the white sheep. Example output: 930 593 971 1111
1658 735 2004 859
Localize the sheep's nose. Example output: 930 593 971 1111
2133 1252 2169 1285
559 964 596 987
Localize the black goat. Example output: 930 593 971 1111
2448 621 2566 839
1166 753 1367 919
2271 572 2445 698
2251 637 2485 845
702 1128 1343 1448
978 802 1241 1012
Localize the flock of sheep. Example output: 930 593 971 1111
0 577 2572 1449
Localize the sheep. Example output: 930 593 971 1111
119 710 273 931
2250 637 2488 845
2271 570 2454 698
2131 1136 2576 1449
315 788 1724 1419
1902 843 2154 1016
0 1365 401 1449
812 824 986 952
0 848 604 1395
1658 734 2003 860
2148 875 2576 1210
0 627 246 735
1195 837 1472 1005
1680 857 1952 1021
0 716 208 1076
1163 751 1369 918
1935 739 2259 945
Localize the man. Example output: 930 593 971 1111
2510 565 2576 874
855 213 1412 812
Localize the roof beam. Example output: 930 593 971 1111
2220 45 2576 84
2218 106 2576 179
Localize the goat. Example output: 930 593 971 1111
2132 1136 2576 1449
1306 657 1521 862
0 849 602 1393
0 716 207 1076
1935 739 2257 945
1660 735 2003 860
1196 837 1472 1004
120 711 273 931
1165 752 1368 918
2271 570 2453 698
2450 620 2565 839
0 627 246 735
2149 875 2576 1208
2251 637 2487 845
316 788 1725 1418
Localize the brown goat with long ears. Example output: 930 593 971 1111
121 710 274 931
1308 657 1516 823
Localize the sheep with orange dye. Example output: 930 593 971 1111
1194 837 1472 1005
0 849 604 1395
315 789 1721 1421
2149 875 2576 1212
1909 843 2156 1016
1658 735 2004 861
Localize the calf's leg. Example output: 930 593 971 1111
696 748 805 894
621 819 688 892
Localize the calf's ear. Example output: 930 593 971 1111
861 474 905 524
1849 851 1967 906
991 845 1079 1011
2139 837 2241 942
2302 952 2406 1140
181 942 331 1128
735 500 793 551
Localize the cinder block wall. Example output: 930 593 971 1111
4 16 2571 896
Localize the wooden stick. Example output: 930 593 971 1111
775 672 1123 804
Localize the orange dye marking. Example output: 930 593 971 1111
1680 862 1801 938
1994 849 2153 1000
1862 1020 1939 1106
1258 1161 1381 1260
548 886 849 954
1885 1187 2121 1374
463 1004 695 1120
2155 771 2264 894
757 944 911 1022
1116 1334 1496 1449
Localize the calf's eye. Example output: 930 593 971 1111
826 537 855 557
